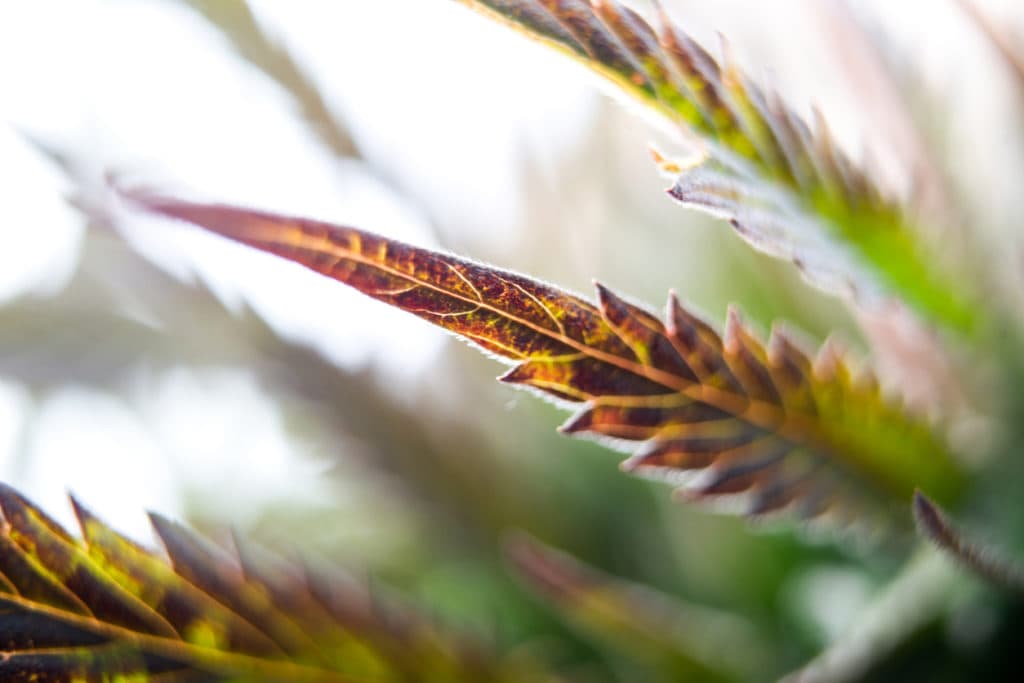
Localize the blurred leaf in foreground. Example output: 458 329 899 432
126 192 964 533
506 533 771 681
0 483 549 682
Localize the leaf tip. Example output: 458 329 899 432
912 489 945 541
619 453 643 472
723 304 744 353
813 336 847 382
67 493 95 536
558 409 592 434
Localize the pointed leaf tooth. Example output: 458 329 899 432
766 326 810 382
691 450 787 497
722 306 783 404
0 490 180 639
500 355 669 401
497 362 586 402
148 512 241 597
544 0 654 95
622 432 767 473
665 290 722 352
592 0 707 129
561 401 736 440
688 436 792 497
72 498 284 657
748 470 817 517
484 0 587 55
761 91 816 189
0 482 76 545
665 292 743 393
596 282 697 380
149 512 323 659
722 305 744 357
767 326 818 414
809 106 853 204
812 336 849 385
652 2 738 138
591 0 660 76
621 440 716 472
558 408 594 434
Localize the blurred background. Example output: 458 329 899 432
1 1 1023 680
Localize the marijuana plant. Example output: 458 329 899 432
4 0 1024 681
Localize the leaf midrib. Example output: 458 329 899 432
269 226 902 493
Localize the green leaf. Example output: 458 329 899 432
456 0 983 335
0 483 545 682
505 533 770 681
128 192 965 529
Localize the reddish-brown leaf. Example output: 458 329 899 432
127 192 964 528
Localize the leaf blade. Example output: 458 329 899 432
457 0 983 335
0 486 543 682
129 192 965 527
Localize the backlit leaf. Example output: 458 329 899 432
456 0 983 335
505 533 770 681
0 483 543 682
129 193 964 529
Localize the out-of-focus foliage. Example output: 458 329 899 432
506 533 771 682
0 483 548 682
6 0 1024 681
457 0 986 336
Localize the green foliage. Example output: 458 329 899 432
457 0 985 335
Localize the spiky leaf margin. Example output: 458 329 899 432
129 192 964 530
0 483 540 682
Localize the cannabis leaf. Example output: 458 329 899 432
456 0 982 335
0 483 539 682
506 534 769 681
128 193 963 528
